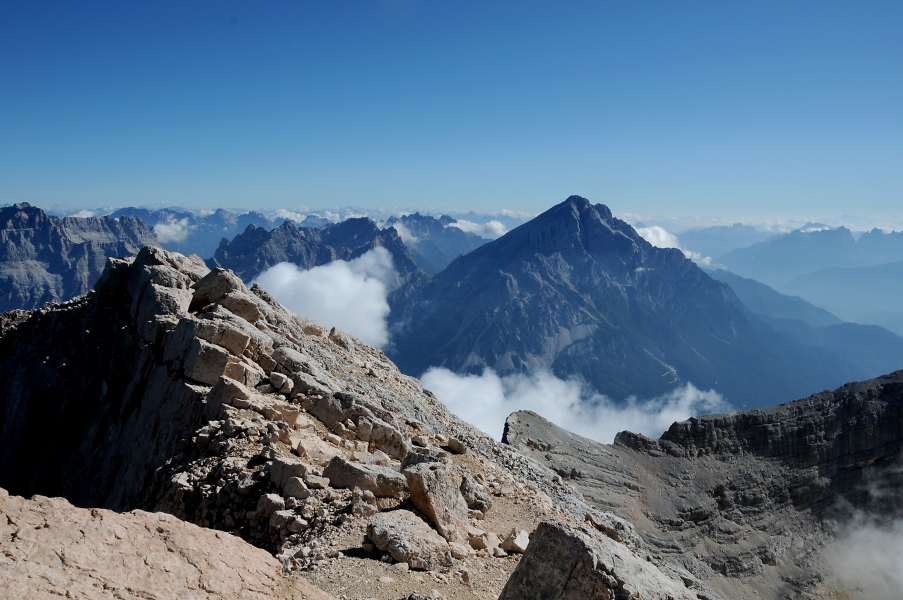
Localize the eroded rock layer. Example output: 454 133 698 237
502 376 903 599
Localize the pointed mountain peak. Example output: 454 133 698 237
541 195 614 223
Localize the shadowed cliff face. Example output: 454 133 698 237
0 203 157 312
387 196 868 408
502 373 903 599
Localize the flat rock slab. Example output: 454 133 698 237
324 456 408 499
0 488 334 600
367 510 453 571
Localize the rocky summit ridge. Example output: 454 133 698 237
0 244 900 599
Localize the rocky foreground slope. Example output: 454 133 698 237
0 245 899 599
0 488 334 600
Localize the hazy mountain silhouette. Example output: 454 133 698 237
716 225 903 288
385 213 488 275
707 268 903 376
110 207 276 259
783 260 903 336
677 223 773 260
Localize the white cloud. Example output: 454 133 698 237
635 225 681 249
499 209 537 220
272 209 307 223
391 222 419 245
823 517 903 598
254 247 397 347
197 209 215 217
449 219 508 239
420 367 728 443
71 209 96 218
636 225 713 266
154 217 192 244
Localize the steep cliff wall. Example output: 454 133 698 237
0 202 157 312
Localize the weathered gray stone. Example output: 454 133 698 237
367 511 453 571
500 529 530 554
256 493 286 518
269 454 311 490
191 268 245 308
323 456 407 499
0 489 334 600
403 461 470 544
499 521 695 600
219 290 261 323
283 476 311 500
459 468 492 513
350 487 379 518
444 438 467 454
468 528 500 551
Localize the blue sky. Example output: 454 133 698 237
2 1 901 224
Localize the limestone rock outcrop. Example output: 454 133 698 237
500 521 696 600
0 245 575 597
0 488 334 600
366 510 454 571
502 373 903 599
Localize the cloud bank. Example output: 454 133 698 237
635 225 712 265
154 217 192 244
254 247 397 347
271 209 307 223
449 219 508 239
420 367 727 443
823 517 903 598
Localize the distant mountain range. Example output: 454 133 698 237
386 196 886 408
385 213 487 275
782 260 903 336
716 225 903 336
676 223 774 259
707 269 903 376
207 217 424 284
110 207 278 259
716 226 903 287
0 203 156 312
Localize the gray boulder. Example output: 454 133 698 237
323 456 407 499
403 461 470 545
367 511 453 571
499 521 695 600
